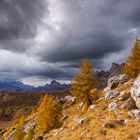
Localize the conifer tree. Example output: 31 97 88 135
124 39 140 78
13 115 25 140
71 59 95 104
37 95 62 135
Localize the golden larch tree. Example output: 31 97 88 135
37 95 62 135
124 39 140 78
71 59 95 104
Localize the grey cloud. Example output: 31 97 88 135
0 0 48 39
0 0 140 81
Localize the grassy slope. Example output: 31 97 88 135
47 99 140 140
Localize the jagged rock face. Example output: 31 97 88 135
107 74 129 90
104 74 129 93
95 63 125 89
120 97 137 110
94 70 110 89
104 90 120 100
108 63 125 78
131 75 140 109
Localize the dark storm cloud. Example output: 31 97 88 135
43 32 125 62
38 0 136 66
0 0 47 39
0 0 140 81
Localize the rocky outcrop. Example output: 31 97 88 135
108 63 125 78
108 101 119 111
128 109 140 121
94 70 109 89
61 95 76 108
107 74 129 90
131 75 140 109
120 97 137 110
95 63 125 89
104 90 120 100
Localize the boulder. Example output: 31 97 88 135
62 95 76 108
108 101 119 111
76 117 87 126
105 90 120 100
95 63 125 89
107 74 129 90
120 97 137 110
118 90 131 101
128 109 140 121
88 104 96 111
54 126 65 136
131 75 140 109
23 120 36 133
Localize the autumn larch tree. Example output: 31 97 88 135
71 59 95 105
124 39 140 79
37 95 62 135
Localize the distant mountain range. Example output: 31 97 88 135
0 80 71 92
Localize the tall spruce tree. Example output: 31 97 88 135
71 59 95 104
124 39 140 78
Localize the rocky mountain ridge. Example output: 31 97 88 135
0 80 70 92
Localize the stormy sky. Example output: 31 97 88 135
0 0 140 86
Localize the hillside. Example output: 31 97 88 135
0 90 69 128
1 74 140 140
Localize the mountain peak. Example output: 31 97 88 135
50 80 61 86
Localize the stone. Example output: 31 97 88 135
128 109 140 121
88 104 96 111
76 117 87 126
118 90 131 101
62 95 76 108
105 90 120 100
120 97 137 110
77 102 84 110
0 129 6 135
131 75 140 109
6 131 14 140
54 126 65 136
61 115 68 121
107 74 129 90
108 101 119 112
124 119 128 123
23 120 36 133
94 63 124 89
64 95 76 102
